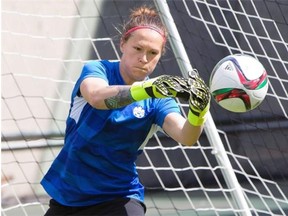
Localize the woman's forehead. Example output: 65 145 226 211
127 29 164 49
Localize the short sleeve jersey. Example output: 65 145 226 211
41 60 181 207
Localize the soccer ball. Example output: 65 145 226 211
209 54 268 113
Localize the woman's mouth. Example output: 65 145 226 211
135 67 147 72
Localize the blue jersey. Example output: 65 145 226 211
41 60 181 206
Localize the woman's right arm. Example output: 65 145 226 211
80 77 133 110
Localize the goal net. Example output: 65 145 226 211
1 0 288 215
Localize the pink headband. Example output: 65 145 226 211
124 26 166 43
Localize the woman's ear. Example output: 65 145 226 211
120 39 125 53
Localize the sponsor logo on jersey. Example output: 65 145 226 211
133 106 145 118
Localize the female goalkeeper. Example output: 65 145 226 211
41 5 210 216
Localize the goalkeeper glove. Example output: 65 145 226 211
130 75 189 101
187 72 211 126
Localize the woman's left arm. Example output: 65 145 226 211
163 73 211 146
162 112 203 146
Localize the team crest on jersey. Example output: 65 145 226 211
133 106 145 118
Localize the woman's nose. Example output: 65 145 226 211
139 54 148 63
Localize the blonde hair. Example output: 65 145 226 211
121 5 168 52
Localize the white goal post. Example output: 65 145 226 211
2 0 288 216
154 0 251 215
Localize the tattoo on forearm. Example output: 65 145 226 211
104 87 135 109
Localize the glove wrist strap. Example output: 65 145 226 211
130 82 151 101
188 111 207 126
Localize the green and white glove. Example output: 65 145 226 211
130 75 189 101
187 72 211 126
